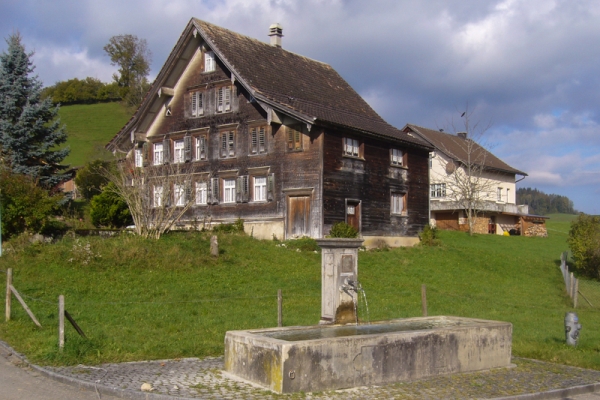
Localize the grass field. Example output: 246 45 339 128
2 214 599 370
58 102 132 167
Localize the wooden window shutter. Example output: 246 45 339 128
224 87 231 111
267 173 275 201
185 181 192 203
142 142 149 166
221 132 227 157
287 129 293 150
294 130 301 150
217 88 224 113
191 92 197 117
228 131 235 156
250 128 257 154
184 136 192 162
403 151 408 167
259 127 266 153
162 139 170 164
236 176 243 203
242 175 249 202
198 92 204 115
199 136 206 160
210 177 220 204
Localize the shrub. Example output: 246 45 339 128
329 222 359 238
0 171 60 239
419 225 441 246
285 237 320 252
74 159 111 200
567 213 600 279
89 183 132 228
213 219 245 234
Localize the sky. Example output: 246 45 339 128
1 0 599 214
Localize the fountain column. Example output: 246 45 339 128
316 238 364 325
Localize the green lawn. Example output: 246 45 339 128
1 214 598 370
58 102 132 167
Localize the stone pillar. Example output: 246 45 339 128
316 238 363 325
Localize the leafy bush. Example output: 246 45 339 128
419 225 441 246
285 237 320 252
89 183 132 228
567 213 600 278
329 222 359 238
213 219 245 234
0 171 60 239
74 159 111 200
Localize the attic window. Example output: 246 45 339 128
287 125 303 151
205 51 215 72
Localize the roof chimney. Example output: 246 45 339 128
457 132 467 139
269 23 283 47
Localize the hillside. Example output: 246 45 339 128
1 215 599 370
58 102 132 167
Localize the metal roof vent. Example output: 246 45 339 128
269 23 283 47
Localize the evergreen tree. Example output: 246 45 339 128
0 32 69 189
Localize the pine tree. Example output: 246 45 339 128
0 32 69 189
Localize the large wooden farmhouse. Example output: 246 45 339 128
402 124 548 236
107 19 433 246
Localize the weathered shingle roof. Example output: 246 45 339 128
107 19 430 151
404 124 527 176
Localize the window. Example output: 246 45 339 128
153 143 164 165
343 138 360 157
391 149 404 166
174 184 185 206
497 187 503 202
254 176 267 201
223 178 236 203
195 181 207 205
216 87 231 113
506 188 510 203
205 51 215 72
220 131 235 158
391 193 406 215
191 91 203 117
134 148 143 168
250 127 266 154
430 183 446 198
153 185 163 207
196 136 207 160
287 125 302 151
173 139 185 163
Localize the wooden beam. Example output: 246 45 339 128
10 285 41 328
5 268 11 322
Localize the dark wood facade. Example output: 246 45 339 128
107 19 432 242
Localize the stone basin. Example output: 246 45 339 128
224 316 512 393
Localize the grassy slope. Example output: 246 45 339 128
1 214 598 370
58 102 132 167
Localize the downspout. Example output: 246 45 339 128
428 152 435 225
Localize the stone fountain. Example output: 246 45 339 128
224 238 512 393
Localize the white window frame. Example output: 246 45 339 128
391 149 403 166
343 138 360 157
174 184 186 206
205 51 215 72
153 143 164 165
153 185 163 208
134 148 143 168
254 176 267 202
497 187 503 202
196 136 207 160
431 183 446 198
506 188 510 203
195 181 208 205
223 178 236 204
391 193 406 215
173 139 185 164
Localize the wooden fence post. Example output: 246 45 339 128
277 289 283 327
574 278 579 308
59 295 65 351
421 284 428 317
570 272 575 299
5 268 11 322
210 235 219 257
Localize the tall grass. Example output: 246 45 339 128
1 215 599 370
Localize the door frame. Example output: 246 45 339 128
345 198 362 234
283 188 314 239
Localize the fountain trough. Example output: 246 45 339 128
224 315 512 393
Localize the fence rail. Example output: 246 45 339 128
560 251 578 308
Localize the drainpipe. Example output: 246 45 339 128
428 152 435 225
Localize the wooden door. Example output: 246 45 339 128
346 201 361 232
287 196 310 237
488 216 497 234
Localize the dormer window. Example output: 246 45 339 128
205 51 215 72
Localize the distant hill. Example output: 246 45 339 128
58 102 132 167
517 187 577 215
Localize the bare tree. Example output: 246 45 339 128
101 157 199 239
433 107 497 235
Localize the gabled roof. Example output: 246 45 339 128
107 19 430 152
404 124 527 176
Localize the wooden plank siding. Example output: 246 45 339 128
322 129 429 237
